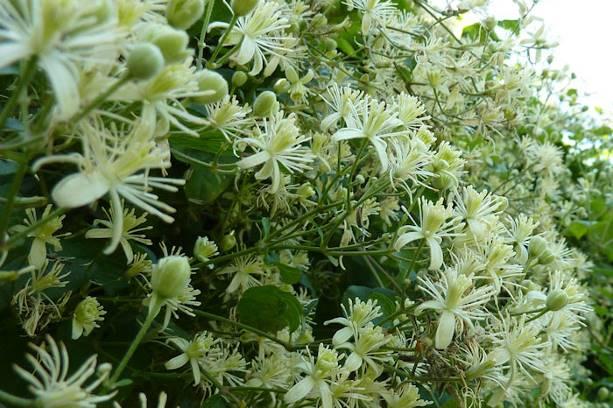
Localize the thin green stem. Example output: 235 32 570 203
193 309 294 351
71 75 130 124
0 57 37 132
108 311 156 386
197 0 216 69
0 159 28 245
0 389 32 407
208 14 238 66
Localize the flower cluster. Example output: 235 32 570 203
0 0 610 407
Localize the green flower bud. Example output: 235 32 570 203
546 289 568 311
141 24 190 63
221 231 237 251
253 90 277 117
127 43 165 80
167 0 205 30
322 38 337 51
193 236 219 263
232 71 248 87
597 387 609 401
273 78 290 94
151 255 192 300
232 0 258 17
194 69 228 104
528 236 548 259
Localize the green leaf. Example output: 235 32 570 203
566 221 590 239
201 395 229 408
184 165 232 205
238 285 303 333
497 19 520 35
276 263 303 284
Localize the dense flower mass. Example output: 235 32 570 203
0 0 610 407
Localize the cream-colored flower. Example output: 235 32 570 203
72 296 106 339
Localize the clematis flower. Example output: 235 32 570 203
394 197 462 270
165 331 220 386
33 115 184 255
72 296 106 340
415 267 496 349
0 0 121 119
235 111 314 193
14 335 114 406
209 1 294 75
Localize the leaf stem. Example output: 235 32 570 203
208 14 238 66
0 57 37 132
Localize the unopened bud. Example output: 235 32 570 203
127 43 165 80
322 38 337 51
141 24 190 63
194 69 228 104
253 90 277 117
528 236 548 259
273 78 290 94
221 231 237 251
597 387 609 401
167 0 205 30
232 0 258 17
232 71 248 87
151 256 191 299
546 289 568 311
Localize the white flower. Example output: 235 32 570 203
85 205 152 263
383 383 431 408
324 298 382 346
331 95 411 172
394 197 461 270
165 331 220 385
0 0 121 119
11 205 65 269
14 335 114 407
209 1 294 75
72 296 106 339
454 186 506 241
284 345 342 408
416 267 495 349
33 116 184 255
335 324 392 374
218 255 266 294
344 0 396 36
236 111 314 193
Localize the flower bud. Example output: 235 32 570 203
221 231 237 251
528 236 548 259
546 289 568 311
597 387 609 401
194 236 219 263
273 78 290 93
140 24 190 63
253 90 277 117
322 38 337 51
232 71 248 87
151 255 192 300
194 69 228 104
127 43 165 80
167 0 205 30
232 0 258 17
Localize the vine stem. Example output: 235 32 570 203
0 389 32 407
208 14 238 66
71 75 130 124
0 57 37 132
0 159 28 246
192 309 295 351
108 309 157 386
197 0 216 69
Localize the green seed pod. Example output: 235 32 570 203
194 69 228 104
167 0 205 30
127 43 165 80
151 255 191 300
232 0 258 17
232 71 248 87
546 289 568 311
253 90 277 117
528 236 548 259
